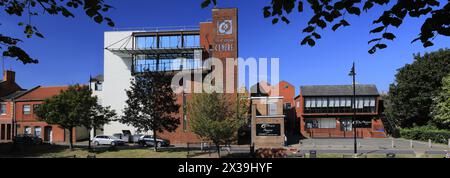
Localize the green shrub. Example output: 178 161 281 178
400 126 450 144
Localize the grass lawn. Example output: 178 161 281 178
39 148 188 158
0 143 187 158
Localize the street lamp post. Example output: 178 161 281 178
349 62 357 156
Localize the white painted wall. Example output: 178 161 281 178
103 31 153 136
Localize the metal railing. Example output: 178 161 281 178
112 26 200 32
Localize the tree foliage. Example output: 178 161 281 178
386 49 450 128
202 0 450 54
189 92 248 157
84 104 116 149
35 84 100 150
120 71 180 151
1 0 114 64
431 74 450 129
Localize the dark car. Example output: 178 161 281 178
13 134 43 145
138 135 170 147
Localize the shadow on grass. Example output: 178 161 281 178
0 143 189 158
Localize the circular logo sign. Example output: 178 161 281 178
218 20 232 35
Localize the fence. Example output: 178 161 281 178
186 142 213 158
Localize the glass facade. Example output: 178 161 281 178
135 34 200 49
304 96 376 113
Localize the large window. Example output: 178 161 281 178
304 96 376 113
23 105 31 115
305 118 336 129
134 55 201 73
34 127 41 138
24 126 31 135
0 103 6 115
135 34 200 49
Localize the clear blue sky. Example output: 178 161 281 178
1 0 448 94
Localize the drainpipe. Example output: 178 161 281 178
12 99 16 137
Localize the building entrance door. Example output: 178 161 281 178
44 126 52 142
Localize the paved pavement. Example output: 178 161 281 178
294 138 449 151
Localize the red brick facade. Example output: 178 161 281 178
295 89 386 138
158 8 239 144
14 86 86 143
0 70 23 143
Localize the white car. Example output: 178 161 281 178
92 135 125 146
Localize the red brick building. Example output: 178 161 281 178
154 8 239 144
0 70 26 143
295 85 386 138
14 86 90 143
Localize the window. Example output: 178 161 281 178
0 103 6 115
159 35 182 48
33 104 41 113
24 126 31 135
305 98 311 108
284 103 291 109
184 35 200 47
95 82 103 91
329 98 335 107
345 97 352 107
34 127 41 138
310 98 316 108
369 98 376 107
340 119 353 131
305 118 336 129
23 105 31 114
340 97 346 107
136 36 157 49
322 98 328 108
268 103 278 116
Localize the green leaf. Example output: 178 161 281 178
272 18 279 24
303 26 315 33
383 33 396 40
370 26 385 33
298 1 303 12
312 32 321 39
281 16 290 24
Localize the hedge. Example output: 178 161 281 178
400 126 450 144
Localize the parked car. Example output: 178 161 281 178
138 135 170 147
113 133 131 142
13 134 43 145
92 135 125 146
131 134 144 143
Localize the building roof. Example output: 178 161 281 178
91 75 104 82
300 84 379 96
15 86 69 101
0 90 28 101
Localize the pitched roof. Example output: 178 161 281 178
0 90 28 101
15 86 69 101
300 84 379 96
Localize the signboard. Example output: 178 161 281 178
256 124 281 136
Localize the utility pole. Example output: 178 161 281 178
349 62 357 156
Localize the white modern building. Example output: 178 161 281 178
99 8 239 144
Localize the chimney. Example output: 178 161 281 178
3 70 15 82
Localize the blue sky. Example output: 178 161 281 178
1 0 448 94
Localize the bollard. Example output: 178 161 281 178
358 142 362 148
428 139 432 148
391 138 395 148
410 140 413 149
